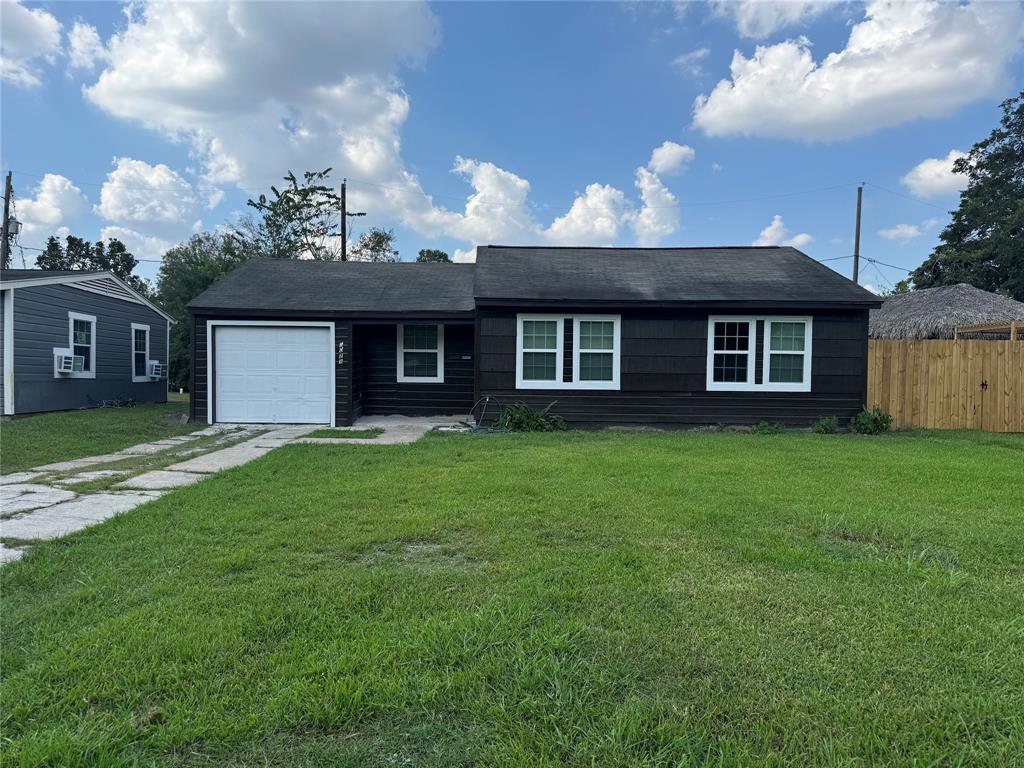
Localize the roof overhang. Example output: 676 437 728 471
474 297 883 310
187 306 477 321
2 271 175 322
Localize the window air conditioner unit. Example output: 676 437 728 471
55 353 84 374
148 361 166 378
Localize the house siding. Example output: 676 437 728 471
1 290 7 413
12 284 168 414
477 307 869 427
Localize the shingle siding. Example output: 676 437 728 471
477 307 869 428
11 284 168 414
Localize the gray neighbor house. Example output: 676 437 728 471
1 270 172 416
188 246 882 429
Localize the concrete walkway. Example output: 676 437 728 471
1 416 468 565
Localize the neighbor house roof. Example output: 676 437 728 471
1 269 102 282
1 269 173 321
188 259 477 316
473 246 881 307
869 283 1024 339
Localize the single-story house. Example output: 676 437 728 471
869 283 1024 340
1 270 172 416
187 245 881 428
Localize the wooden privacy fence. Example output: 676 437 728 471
867 340 1024 432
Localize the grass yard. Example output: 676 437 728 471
0 394 194 474
305 428 385 439
2 430 1022 766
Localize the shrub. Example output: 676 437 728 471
751 421 785 435
496 402 567 432
850 407 892 435
812 415 840 434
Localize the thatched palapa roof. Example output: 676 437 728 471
869 283 1024 339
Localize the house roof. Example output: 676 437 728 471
869 283 1024 339
187 258 478 316
473 245 881 307
2 269 102 282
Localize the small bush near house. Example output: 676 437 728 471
496 402 567 432
812 416 840 434
851 407 893 435
751 421 785 435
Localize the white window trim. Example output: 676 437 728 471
515 314 622 390
705 315 812 393
131 322 150 382
68 311 97 380
571 315 621 390
396 323 444 383
516 314 564 389
206 320 336 427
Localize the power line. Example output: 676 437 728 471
863 182 949 212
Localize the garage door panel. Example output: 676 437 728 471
214 325 333 424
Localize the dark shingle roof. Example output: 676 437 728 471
1 269 101 283
188 259 477 315
473 245 880 306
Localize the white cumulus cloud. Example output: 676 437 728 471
68 21 106 70
901 150 969 198
712 0 833 38
631 168 679 247
878 223 922 243
1 0 61 86
753 215 812 248
648 141 695 176
97 158 199 235
694 1 1024 140
16 174 89 239
99 226 174 262
545 184 629 246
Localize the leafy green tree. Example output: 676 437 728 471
33 234 148 293
910 91 1024 300
156 233 251 391
34 236 65 270
416 248 451 263
350 226 399 262
239 168 343 260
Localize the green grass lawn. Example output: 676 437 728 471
2 430 1022 766
306 427 385 439
0 394 195 474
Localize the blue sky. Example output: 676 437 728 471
2 1 1021 291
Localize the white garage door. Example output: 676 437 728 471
214 325 333 424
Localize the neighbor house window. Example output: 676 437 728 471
68 312 96 379
131 323 150 382
706 316 812 392
516 314 621 390
397 323 444 383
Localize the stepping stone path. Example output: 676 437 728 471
1 416 469 566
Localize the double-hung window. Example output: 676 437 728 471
68 312 96 379
397 323 444 383
516 314 620 390
131 323 150 381
706 316 812 392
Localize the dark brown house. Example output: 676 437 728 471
187 246 881 428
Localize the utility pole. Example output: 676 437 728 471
340 178 365 261
1 172 12 270
852 183 863 285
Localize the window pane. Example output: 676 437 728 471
769 353 804 383
74 344 91 371
134 329 147 353
74 319 91 345
714 321 749 352
579 351 613 381
522 351 557 380
713 352 748 383
522 320 557 350
403 351 438 377
135 352 147 377
770 321 805 352
403 324 437 351
578 321 614 351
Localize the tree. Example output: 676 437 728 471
33 234 149 293
416 248 451 263
156 233 251 391
350 226 399 262
239 168 343 260
910 91 1024 300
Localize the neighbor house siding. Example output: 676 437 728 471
477 307 869 427
354 323 475 417
1 290 7 413
13 284 168 414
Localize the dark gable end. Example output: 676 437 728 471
472 245 882 308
